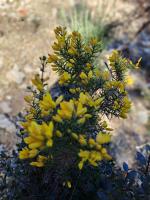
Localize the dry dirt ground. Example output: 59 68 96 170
0 0 149 166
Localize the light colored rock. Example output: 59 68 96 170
0 57 4 69
6 64 25 84
0 101 12 113
136 110 149 125
24 65 34 73
0 114 15 132
6 95 12 100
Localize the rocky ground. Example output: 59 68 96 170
0 0 149 166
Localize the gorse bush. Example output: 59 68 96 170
1 26 148 200
18 26 139 170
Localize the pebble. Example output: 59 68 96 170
0 57 4 69
0 101 12 113
0 114 15 132
6 64 25 84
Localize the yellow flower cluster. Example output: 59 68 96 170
39 92 63 117
59 72 71 86
31 74 44 92
19 121 54 164
78 132 111 169
53 99 90 124
109 50 141 82
47 26 99 88
19 90 111 168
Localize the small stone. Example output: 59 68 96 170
0 101 12 113
0 57 4 69
24 65 33 73
6 64 25 84
6 95 12 100
0 114 15 132
136 110 149 125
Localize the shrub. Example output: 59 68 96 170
0 26 145 200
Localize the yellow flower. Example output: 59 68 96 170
46 139 53 147
109 50 119 65
52 42 61 51
71 133 78 140
79 92 88 105
121 96 131 116
43 121 54 138
84 46 92 53
96 133 111 144
95 144 102 151
79 92 95 107
88 151 102 166
48 54 59 63
84 114 92 119
28 121 43 139
67 181 72 188
30 155 47 167
94 98 103 107
77 117 86 124
90 38 98 46
76 102 87 117
78 149 90 169
88 70 93 79
63 181 72 188
58 100 74 120
55 130 63 137
39 92 56 111
88 138 96 147
125 74 134 87
79 135 87 146
69 88 76 94
20 121 31 131
25 114 34 121
51 64 59 71
66 62 74 68
78 150 103 169
24 136 37 144
24 95 33 103
30 161 44 167
56 95 63 105
59 72 71 85
69 87 81 94
79 72 87 80
54 26 67 36
32 74 43 92
86 63 92 69
95 68 101 77
23 121 54 151
78 150 90 160
28 149 39 158
29 141 44 149
78 161 84 170
53 114 63 123
19 147 30 159
69 59 75 64
68 47 77 55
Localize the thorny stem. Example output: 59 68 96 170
104 61 114 79
69 171 81 200
40 56 46 84
145 154 150 174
